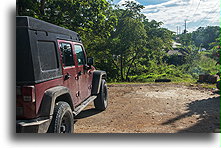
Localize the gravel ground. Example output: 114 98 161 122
74 83 220 133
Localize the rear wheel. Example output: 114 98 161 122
216 81 220 90
48 101 73 133
94 79 108 111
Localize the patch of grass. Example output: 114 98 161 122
108 81 153 85
108 81 217 90
182 82 217 89
196 83 217 89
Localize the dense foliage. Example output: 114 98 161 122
17 0 220 82
176 26 220 49
174 26 220 79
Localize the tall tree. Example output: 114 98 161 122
108 1 147 81
191 26 220 49
17 0 118 49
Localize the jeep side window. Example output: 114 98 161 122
60 43 75 67
37 41 58 71
74 45 86 66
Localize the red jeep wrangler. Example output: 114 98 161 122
16 16 108 133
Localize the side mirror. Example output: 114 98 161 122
87 57 94 66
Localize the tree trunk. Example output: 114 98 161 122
125 52 138 81
40 0 46 15
120 54 124 81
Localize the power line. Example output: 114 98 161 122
185 0 195 21
178 0 218 33
184 0 201 32
187 0 202 22
192 0 201 17
207 12 220 26
193 3 219 29
185 1 219 30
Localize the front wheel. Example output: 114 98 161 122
94 79 108 111
48 101 73 133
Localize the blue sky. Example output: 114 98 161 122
112 0 220 33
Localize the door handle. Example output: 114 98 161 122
64 73 71 80
78 71 82 76
75 71 82 80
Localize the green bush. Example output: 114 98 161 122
187 55 219 76
128 64 194 82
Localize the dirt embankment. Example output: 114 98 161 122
75 83 220 133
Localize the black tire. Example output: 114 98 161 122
48 101 73 133
217 81 220 90
94 79 108 111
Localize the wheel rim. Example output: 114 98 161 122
60 112 72 133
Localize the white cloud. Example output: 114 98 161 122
143 0 219 32
118 0 220 32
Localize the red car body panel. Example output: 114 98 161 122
16 40 95 119
35 77 64 116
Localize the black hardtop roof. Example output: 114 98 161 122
16 16 81 42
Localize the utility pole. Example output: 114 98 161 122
184 20 187 34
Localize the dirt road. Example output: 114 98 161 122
74 83 220 133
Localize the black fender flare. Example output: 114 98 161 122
38 86 73 118
91 70 107 95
